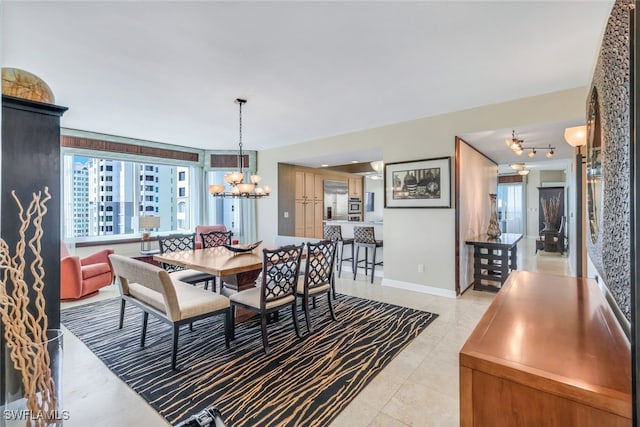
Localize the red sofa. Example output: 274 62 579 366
60 243 114 300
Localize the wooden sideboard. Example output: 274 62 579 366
460 271 631 426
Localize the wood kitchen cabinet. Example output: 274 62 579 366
348 177 363 199
294 171 323 238
278 163 363 238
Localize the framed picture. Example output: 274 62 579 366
384 157 451 208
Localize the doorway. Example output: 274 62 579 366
497 182 525 234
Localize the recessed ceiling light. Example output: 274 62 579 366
351 160 358 164
321 164 329 167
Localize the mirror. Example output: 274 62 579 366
586 87 602 243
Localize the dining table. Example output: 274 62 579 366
154 245 265 292
154 245 266 320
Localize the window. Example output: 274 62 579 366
178 171 186 181
62 154 195 239
205 171 241 237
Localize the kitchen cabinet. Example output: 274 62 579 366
349 177 363 199
295 171 323 238
278 163 365 238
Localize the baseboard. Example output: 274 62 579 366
381 278 457 298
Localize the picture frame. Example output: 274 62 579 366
384 157 451 208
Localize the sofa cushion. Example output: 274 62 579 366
173 281 229 319
81 262 111 279
296 276 330 295
128 282 167 314
229 287 294 310
169 269 214 284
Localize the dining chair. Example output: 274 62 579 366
296 240 338 334
157 233 217 291
199 230 233 292
200 230 233 249
352 226 383 283
323 225 353 282
229 244 304 354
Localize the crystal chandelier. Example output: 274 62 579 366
209 98 271 198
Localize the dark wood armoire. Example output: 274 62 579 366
1 95 67 403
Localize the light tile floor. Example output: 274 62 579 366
60 237 569 426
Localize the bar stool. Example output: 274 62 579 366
323 225 353 279
352 226 383 284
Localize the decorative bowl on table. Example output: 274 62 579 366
222 241 262 254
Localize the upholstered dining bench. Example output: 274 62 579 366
109 254 232 369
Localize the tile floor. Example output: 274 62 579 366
60 237 570 426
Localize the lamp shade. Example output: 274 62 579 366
370 160 384 173
139 215 160 230
564 125 587 147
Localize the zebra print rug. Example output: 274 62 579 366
61 294 437 426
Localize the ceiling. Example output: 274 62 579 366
2 1 613 166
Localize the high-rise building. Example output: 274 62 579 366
72 161 90 237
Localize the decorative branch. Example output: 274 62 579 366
0 187 59 426
542 194 561 228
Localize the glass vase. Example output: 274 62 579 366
486 193 502 239
2 329 65 427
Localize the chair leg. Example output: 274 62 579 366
331 273 336 300
260 313 270 354
119 298 126 329
189 322 194 331
171 325 179 370
353 245 360 280
364 247 369 277
327 291 337 321
224 309 231 349
204 280 208 291
371 246 376 284
140 311 149 347
303 297 313 334
291 303 302 339
212 277 217 293
338 241 344 278
230 305 236 340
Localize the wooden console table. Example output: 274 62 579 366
460 271 631 426
465 233 522 292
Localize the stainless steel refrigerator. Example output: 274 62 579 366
323 180 348 220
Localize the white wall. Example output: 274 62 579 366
257 87 587 296
458 141 498 292
525 170 540 237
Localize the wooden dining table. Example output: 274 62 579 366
153 245 265 294
154 245 268 321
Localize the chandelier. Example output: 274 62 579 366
510 162 530 176
209 98 271 198
505 130 555 159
